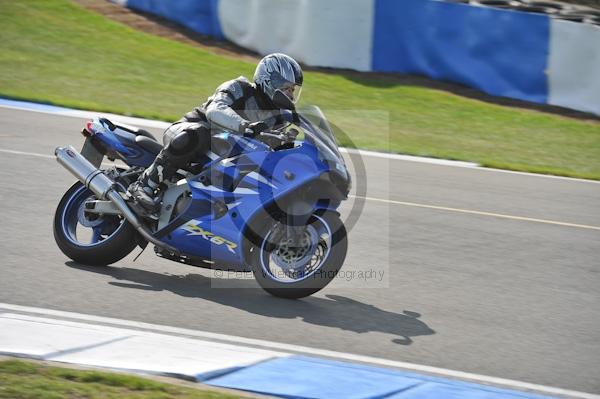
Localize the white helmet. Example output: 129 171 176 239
254 53 303 110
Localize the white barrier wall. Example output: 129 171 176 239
548 21 600 116
120 0 600 116
218 0 375 71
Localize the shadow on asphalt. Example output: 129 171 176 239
66 262 435 345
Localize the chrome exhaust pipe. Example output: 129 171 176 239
55 146 179 255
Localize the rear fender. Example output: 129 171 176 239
80 137 105 168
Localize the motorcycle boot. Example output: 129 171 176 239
128 121 210 213
128 151 174 213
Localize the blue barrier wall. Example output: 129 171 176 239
118 0 600 115
127 0 223 39
372 0 550 104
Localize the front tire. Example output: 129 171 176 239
53 182 138 266
249 211 347 299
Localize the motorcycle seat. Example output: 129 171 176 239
135 135 163 155
134 128 156 141
106 119 157 141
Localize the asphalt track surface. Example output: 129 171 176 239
0 107 599 395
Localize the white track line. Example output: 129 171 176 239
466 166 600 185
350 195 600 231
0 103 170 129
339 147 479 167
0 303 597 399
0 149 124 169
2 147 598 232
0 148 54 159
2 100 600 183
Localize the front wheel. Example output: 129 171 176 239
53 182 138 266
249 211 348 299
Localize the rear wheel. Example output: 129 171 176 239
53 182 138 266
249 211 347 299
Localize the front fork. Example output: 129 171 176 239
284 200 313 248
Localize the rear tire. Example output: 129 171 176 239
53 182 138 266
248 211 347 299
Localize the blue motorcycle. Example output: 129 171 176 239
54 106 350 298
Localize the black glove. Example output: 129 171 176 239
241 121 269 138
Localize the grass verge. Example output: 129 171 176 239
1 0 599 179
0 358 245 399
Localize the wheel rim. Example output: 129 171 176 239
61 185 126 247
259 215 332 283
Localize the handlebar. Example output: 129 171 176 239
257 129 299 149
260 131 285 139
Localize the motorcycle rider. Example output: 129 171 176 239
128 53 303 212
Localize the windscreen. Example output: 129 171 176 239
297 106 343 162
295 107 348 180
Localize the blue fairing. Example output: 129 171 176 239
160 140 333 268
